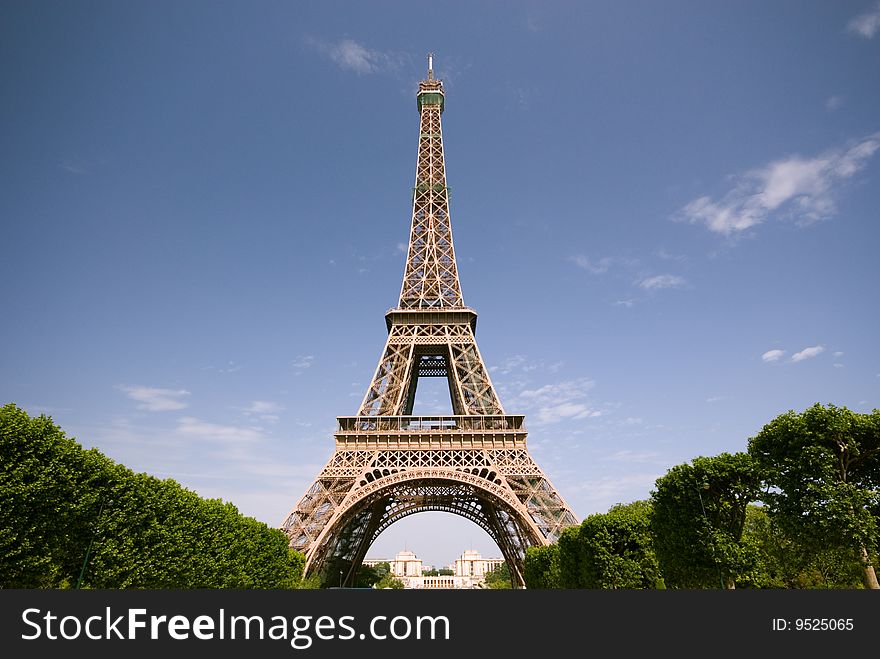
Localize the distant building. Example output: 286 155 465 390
363 549 505 589
453 549 505 579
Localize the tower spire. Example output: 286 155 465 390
400 54 460 309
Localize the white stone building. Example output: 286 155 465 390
363 549 506 589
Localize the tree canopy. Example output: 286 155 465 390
748 403 880 589
556 501 661 589
650 452 762 588
523 543 560 589
1 403 308 589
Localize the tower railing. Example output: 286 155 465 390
336 415 525 433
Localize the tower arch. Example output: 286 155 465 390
304 469 546 587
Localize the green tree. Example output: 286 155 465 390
523 543 560 589
355 561 386 588
482 562 511 589
651 452 762 588
748 403 880 589
374 572 405 589
556 523 584 587
558 501 661 589
1 404 305 589
742 504 863 588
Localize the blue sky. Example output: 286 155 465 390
2 0 879 569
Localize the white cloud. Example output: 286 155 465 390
833 351 844 357
790 345 825 363
639 274 686 290
177 417 263 444
656 248 687 262
825 95 844 111
536 402 602 424
518 378 595 405
118 385 190 411
607 450 660 463
613 299 635 308
848 2 880 38
706 396 724 403
678 133 880 235
515 378 602 425
243 400 283 415
241 400 284 424
571 255 612 274
569 472 661 503
396 242 408 253
293 355 315 372
762 349 785 363
308 37 399 74
491 355 527 375
491 354 561 376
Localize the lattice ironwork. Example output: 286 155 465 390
281 55 578 588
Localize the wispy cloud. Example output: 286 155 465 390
241 400 284 424
568 472 661 504
491 355 527 375
515 378 602 424
118 385 190 411
293 355 315 373
825 95 844 111
607 450 661 463
571 255 612 274
655 248 687 262
762 349 785 363
307 37 401 74
59 161 88 175
639 274 686 290
790 345 825 363
243 401 283 415
535 402 602 424
177 417 263 444
518 379 595 404
848 2 880 38
677 133 880 235
490 354 562 376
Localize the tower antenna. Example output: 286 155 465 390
427 52 434 79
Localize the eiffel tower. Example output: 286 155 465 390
281 54 578 587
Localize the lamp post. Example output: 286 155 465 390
76 498 108 589
696 482 725 589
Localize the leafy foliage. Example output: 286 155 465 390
748 403 880 588
482 561 511 589
742 504 863 588
557 501 662 588
0 404 309 588
523 543 560 589
650 452 762 588
374 573 405 589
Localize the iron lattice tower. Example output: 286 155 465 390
281 55 578 587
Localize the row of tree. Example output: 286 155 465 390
4 401 876 589
1 403 311 589
524 403 880 589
